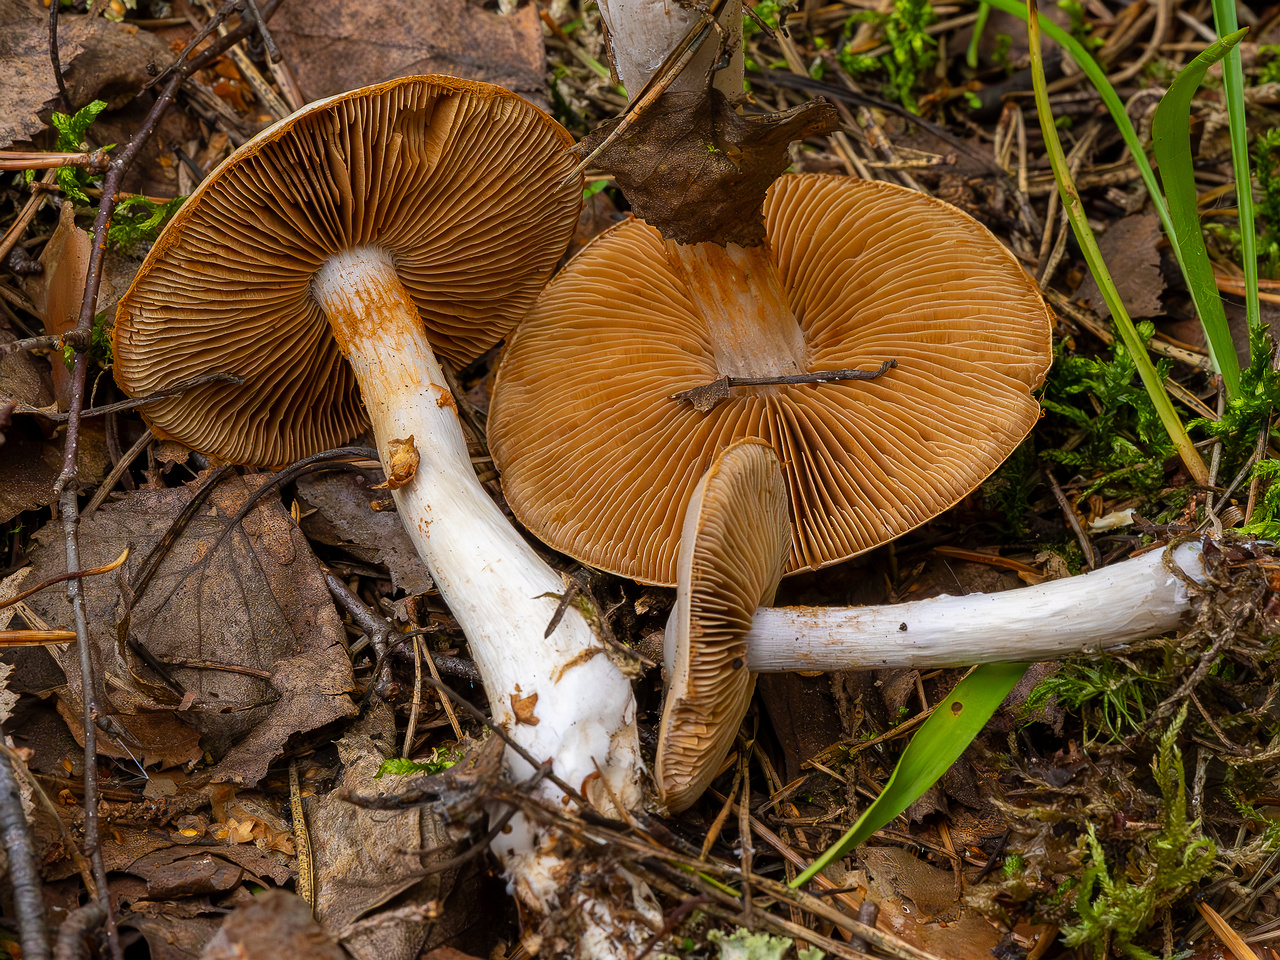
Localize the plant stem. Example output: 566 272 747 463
1025 0 1209 485
1212 0 1261 341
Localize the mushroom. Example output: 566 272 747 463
112 76 648 947
488 173 1055 586
656 439 1210 812
657 439 790 813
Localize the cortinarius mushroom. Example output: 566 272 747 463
489 173 1055 586
112 76 648 949
657 440 1212 812
657 439 790 813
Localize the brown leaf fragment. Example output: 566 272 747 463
309 702 478 960
0 0 169 148
269 0 548 108
296 471 434 595
580 87 839 245
382 435 420 491
1073 212 1165 319
21 473 356 786
200 890 346 960
670 377 731 413
511 689 539 726
144 853 244 899
24 203 89 410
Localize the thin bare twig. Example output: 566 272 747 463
0 744 50 960
0 547 129 612
49 0 71 111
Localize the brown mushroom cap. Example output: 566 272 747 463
489 173 1053 586
656 439 789 813
114 76 580 467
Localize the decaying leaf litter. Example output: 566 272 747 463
3 0 1280 957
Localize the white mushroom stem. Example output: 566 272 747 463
595 0 743 100
313 248 646 931
744 543 1207 671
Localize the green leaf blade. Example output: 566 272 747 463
790 662 1030 889
1150 28 1247 399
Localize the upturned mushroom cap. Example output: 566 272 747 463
656 439 790 813
114 75 580 466
489 173 1053 586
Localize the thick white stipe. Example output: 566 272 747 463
744 544 1205 671
313 249 647 946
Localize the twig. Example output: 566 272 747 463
0 151 110 172
41 372 244 423
737 746 754 927
0 748 50 960
671 360 897 412
0 170 57 265
0 547 129 612
404 635 425 758
58 486 119 960
52 903 105 960
1046 468 1098 568
423 639 462 741
84 428 152 517
1 334 62 354
49 0 71 111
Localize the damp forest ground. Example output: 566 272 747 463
3 1 1280 959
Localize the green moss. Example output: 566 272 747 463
1060 707 1215 960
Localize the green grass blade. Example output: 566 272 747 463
1023 0 1209 484
1151 29 1247 399
1212 0 1260 343
790 662 1029 889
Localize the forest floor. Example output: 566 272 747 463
3 1 1280 958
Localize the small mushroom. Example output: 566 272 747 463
657 439 789 813
489 173 1054 586
656 441 1209 811
112 76 648 947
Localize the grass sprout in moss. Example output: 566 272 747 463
1024 659 1161 743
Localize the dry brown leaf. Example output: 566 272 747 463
200 889 346 960
269 0 548 108
0 0 169 148
308 702 477 960
296 471 433 595
25 203 89 410
22 472 357 786
1074 212 1166 320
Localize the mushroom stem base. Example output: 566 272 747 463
745 544 1205 671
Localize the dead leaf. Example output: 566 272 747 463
863 847 1002 960
55 691 202 769
309 702 477 960
200 889 346 960
1073 212 1165 319
0 0 169 148
582 87 838 245
25 203 89 411
270 0 549 108
296 471 434 595
383 435 420 491
0 414 110 526
21 472 357 786
510 689 539 726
